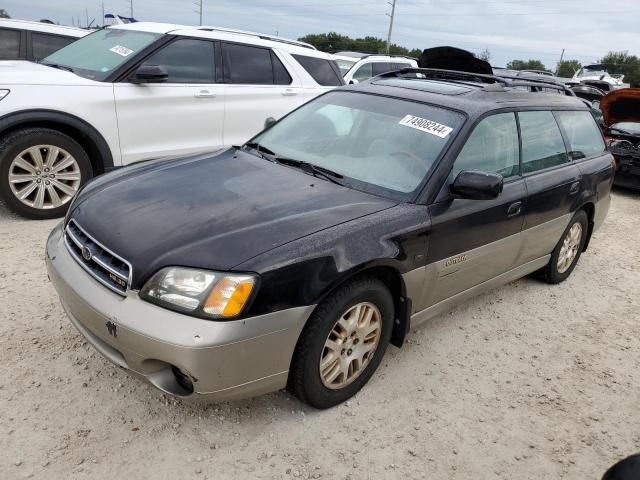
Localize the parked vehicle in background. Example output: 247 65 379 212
0 19 88 61
0 22 343 219
601 88 640 190
46 68 613 409
572 64 625 90
334 52 417 84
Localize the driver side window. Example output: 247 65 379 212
452 113 519 179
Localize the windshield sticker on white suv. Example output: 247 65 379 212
109 45 134 57
398 115 453 138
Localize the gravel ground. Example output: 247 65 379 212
1 189 639 480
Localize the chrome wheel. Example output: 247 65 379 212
8 145 81 210
319 302 382 390
557 222 583 274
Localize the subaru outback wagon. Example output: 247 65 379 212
46 69 614 408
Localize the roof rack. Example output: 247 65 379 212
376 68 575 95
334 51 417 61
196 26 316 50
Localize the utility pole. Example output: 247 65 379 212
193 0 203 25
386 0 397 54
130 0 133 18
101 2 105 25
556 48 565 76
85 8 89 28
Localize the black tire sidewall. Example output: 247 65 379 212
292 278 394 409
0 128 92 219
546 210 589 284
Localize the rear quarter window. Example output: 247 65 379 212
0 28 21 59
555 110 606 160
292 54 343 86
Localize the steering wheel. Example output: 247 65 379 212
391 150 430 170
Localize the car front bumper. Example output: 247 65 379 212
45 222 315 402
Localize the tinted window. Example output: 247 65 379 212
372 62 392 76
225 43 273 84
0 28 20 60
453 113 519 178
392 62 412 70
32 33 76 61
271 51 292 85
352 63 372 81
555 110 605 160
518 111 568 174
292 54 343 86
143 39 214 83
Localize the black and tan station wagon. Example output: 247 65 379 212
47 69 614 408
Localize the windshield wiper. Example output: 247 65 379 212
242 141 276 161
41 62 74 73
274 157 345 186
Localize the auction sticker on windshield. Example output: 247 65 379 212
109 45 134 57
398 115 453 138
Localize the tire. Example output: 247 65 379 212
0 128 93 219
543 210 589 284
287 276 394 409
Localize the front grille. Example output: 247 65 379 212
64 219 132 296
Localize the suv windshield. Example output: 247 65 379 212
251 91 464 200
42 28 161 81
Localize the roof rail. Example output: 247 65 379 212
376 68 575 95
196 26 316 50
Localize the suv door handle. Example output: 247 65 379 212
282 88 297 96
569 181 580 195
507 201 522 218
195 90 216 98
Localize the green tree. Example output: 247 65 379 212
477 48 491 63
556 60 581 78
298 32 418 58
506 59 548 72
0 9 10 18
600 51 640 87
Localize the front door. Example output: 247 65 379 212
114 37 224 165
418 112 526 310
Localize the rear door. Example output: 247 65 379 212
114 37 224 164
222 42 301 147
518 110 582 264
419 112 526 309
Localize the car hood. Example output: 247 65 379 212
69 149 397 287
601 88 640 127
0 60 97 86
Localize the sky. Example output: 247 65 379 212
3 0 640 70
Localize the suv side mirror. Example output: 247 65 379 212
264 117 277 130
450 170 503 200
131 64 169 83
349 79 359 85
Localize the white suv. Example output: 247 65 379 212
0 22 343 218
334 52 417 84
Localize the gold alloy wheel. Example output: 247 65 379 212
557 222 583 274
319 302 382 389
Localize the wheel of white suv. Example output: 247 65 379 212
543 210 589 284
288 276 394 409
0 128 92 219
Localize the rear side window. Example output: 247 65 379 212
372 62 392 76
292 54 343 86
0 28 20 60
224 43 290 85
555 110 605 160
452 113 519 178
518 111 568 174
142 39 215 83
32 33 76 61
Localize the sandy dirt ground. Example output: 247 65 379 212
1 189 639 480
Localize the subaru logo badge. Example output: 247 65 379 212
81 245 93 261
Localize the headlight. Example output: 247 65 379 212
140 267 257 319
0 89 9 101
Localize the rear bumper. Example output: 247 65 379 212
46 222 314 402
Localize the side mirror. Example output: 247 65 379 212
264 117 277 130
131 64 168 83
450 170 503 200
349 79 359 85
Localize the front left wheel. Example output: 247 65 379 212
288 276 394 409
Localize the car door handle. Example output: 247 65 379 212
195 90 216 98
507 201 522 218
282 88 297 96
569 181 581 195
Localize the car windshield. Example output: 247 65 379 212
336 58 356 76
42 28 161 81
578 67 607 78
250 91 465 200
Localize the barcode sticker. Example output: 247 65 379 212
109 45 134 57
398 115 453 138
